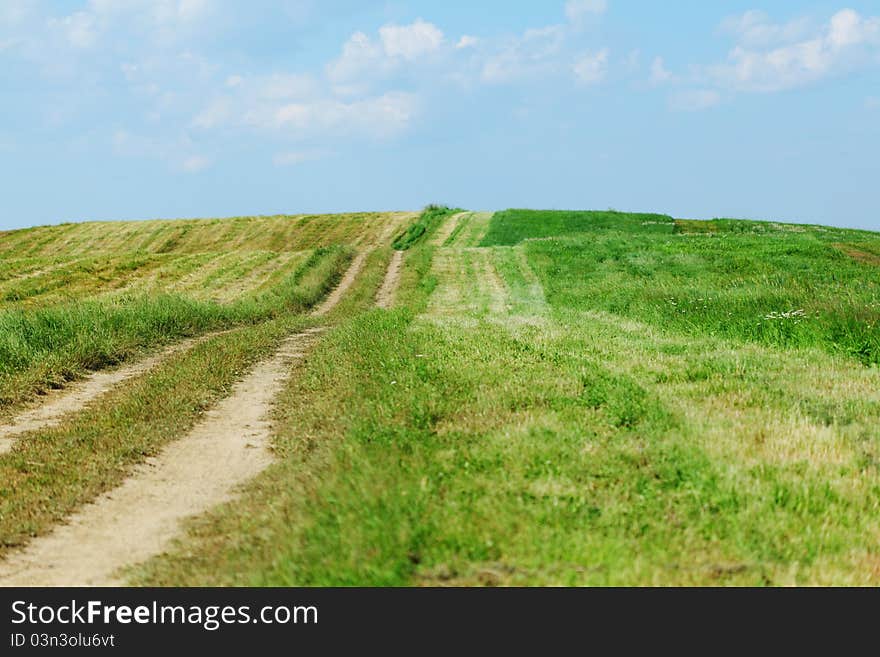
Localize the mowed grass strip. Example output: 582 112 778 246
0 246 352 413
131 298 880 586
0 212 410 259
0 314 311 555
480 209 675 246
130 210 880 587
483 210 880 366
125 227 713 586
392 205 462 251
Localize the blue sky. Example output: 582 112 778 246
1 1 879 231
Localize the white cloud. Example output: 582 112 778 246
379 19 443 60
265 92 418 139
573 48 608 84
828 8 879 49
46 0 215 51
49 12 98 49
0 1 32 25
273 150 327 166
192 98 232 129
327 31 383 85
88 0 211 28
669 89 721 112
624 49 641 71
113 128 212 172
327 19 444 86
456 35 479 49
710 9 880 93
181 154 211 173
720 10 811 48
254 73 317 100
565 0 607 23
481 25 566 83
650 56 673 85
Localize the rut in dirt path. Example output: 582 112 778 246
0 328 325 586
311 252 367 316
430 211 469 247
0 251 369 586
376 250 404 309
0 246 374 453
0 337 208 455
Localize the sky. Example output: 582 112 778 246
1 1 879 231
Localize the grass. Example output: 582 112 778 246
481 209 675 246
0 208 411 561
481 210 880 366
393 205 462 250
130 207 880 587
3 206 880 586
0 246 352 410
0 315 311 555
0 211 412 259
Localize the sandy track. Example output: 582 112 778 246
311 252 367 316
0 248 369 586
376 251 404 309
0 337 206 455
0 328 325 586
377 211 417 246
455 211 494 247
431 212 469 247
481 254 510 316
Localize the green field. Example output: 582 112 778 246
1 208 879 586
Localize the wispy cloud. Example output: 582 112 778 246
272 150 329 167
181 154 211 173
669 89 721 112
327 19 445 92
573 48 609 84
650 56 673 85
718 10 812 48
112 129 211 173
709 9 880 93
456 35 479 50
654 8 880 111
481 26 567 83
6 2 617 167
565 0 608 24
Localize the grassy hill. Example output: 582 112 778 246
1 208 879 586
0 212 411 409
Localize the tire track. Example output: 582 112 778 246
430 212 470 247
310 252 367 316
0 329 324 586
376 250 404 309
0 337 212 455
0 246 376 586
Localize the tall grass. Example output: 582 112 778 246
483 210 880 366
0 246 352 407
481 209 675 246
393 205 462 250
0 212 409 258
129 208 880 586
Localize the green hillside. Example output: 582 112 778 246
2 208 879 586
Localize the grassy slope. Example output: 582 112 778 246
0 210 412 556
493 211 879 366
0 316 311 555
0 211 417 412
133 208 880 587
0 212 409 258
0 246 352 410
